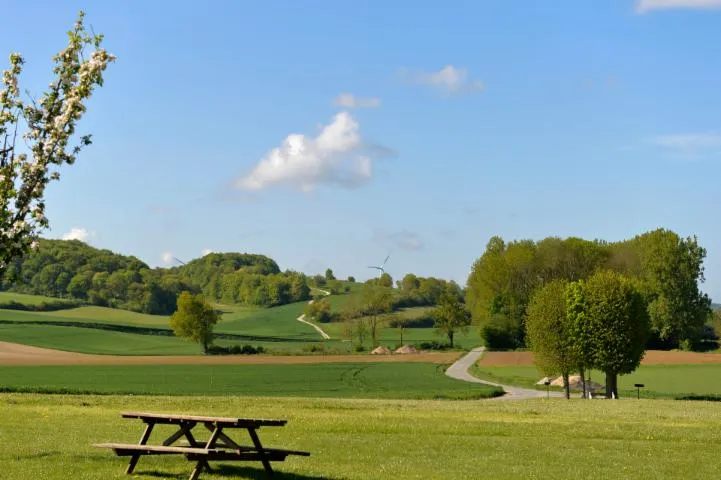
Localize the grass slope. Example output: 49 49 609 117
4 394 721 479
472 363 721 398
0 291 76 306
0 362 501 399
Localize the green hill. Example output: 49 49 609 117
1 239 312 315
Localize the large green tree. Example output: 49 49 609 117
580 270 650 398
169 292 220 354
634 229 711 348
432 292 471 348
0 12 114 275
525 280 576 399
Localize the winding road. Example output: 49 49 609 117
296 288 332 340
446 347 561 400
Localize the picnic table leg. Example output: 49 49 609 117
189 425 223 480
126 421 155 474
247 427 274 479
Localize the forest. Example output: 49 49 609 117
466 228 713 351
0 240 311 314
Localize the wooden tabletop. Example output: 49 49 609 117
121 411 288 427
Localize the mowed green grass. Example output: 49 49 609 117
472 363 721 398
0 363 499 399
3 394 721 479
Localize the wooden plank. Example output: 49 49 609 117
94 443 210 455
126 421 154 474
121 411 286 427
247 427 274 476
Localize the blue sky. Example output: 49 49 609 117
2 0 720 300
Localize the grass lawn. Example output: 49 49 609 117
0 362 501 399
472 363 721 398
3 394 721 479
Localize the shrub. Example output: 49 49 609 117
302 344 326 353
206 344 264 355
417 341 450 351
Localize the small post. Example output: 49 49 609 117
634 383 645 400
544 379 551 399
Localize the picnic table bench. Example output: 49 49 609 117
94 411 309 480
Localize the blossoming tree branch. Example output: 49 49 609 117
0 11 114 275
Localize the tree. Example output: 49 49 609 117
432 292 471 348
361 284 393 346
325 268 336 281
378 272 393 288
525 280 576 399
581 270 650 398
0 12 115 276
565 280 594 398
347 276 356 283
169 292 220 354
634 229 712 348
304 297 332 323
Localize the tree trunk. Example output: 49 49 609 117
563 372 570 399
449 331 454 348
579 365 586 399
605 371 618 399
400 326 404 346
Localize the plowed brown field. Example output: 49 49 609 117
478 350 721 366
0 341 459 366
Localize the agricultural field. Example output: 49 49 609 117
3 394 721 479
0 292 474 355
0 291 77 306
0 362 499 399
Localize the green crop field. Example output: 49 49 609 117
472 363 721 398
3 393 721 479
0 362 499 399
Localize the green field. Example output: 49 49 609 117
0 291 77 305
472 363 721 398
0 362 499 399
0 292 476 355
3 393 721 479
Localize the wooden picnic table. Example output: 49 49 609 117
94 411 309 480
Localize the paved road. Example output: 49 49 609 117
445 347 561 400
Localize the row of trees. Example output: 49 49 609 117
466 229 712 350
526 271 650 399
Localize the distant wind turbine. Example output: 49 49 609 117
368 255 390 276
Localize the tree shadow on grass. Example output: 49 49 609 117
137 465 341 480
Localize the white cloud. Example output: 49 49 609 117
373 229 424 251
201 249 215 256
649 132 721 148
636 0 721 12
333 93 381 109
161 251 174 265
61 227 94 243
647 131 721 158
400 65 484 96
237 112 389 193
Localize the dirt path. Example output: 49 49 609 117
446 347 561 400
0 341 458 366
297 289 332 339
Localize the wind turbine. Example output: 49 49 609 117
368 255 390 277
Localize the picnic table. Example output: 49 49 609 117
94 411 310 480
